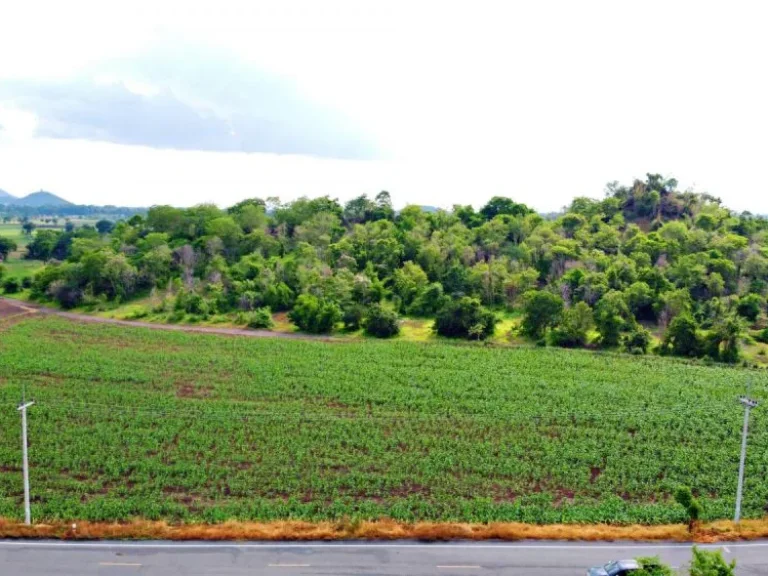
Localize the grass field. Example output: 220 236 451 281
0 223 29 247
0 258 44 280
0 315 767 525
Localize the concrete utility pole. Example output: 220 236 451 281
18 398 34 525
734 393 758 524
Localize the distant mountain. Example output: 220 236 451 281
2 191 73 207
0 189 16 200
418 205 440 213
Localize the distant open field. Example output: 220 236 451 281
0 315 766 525
0 223 29 247
0 222 59 280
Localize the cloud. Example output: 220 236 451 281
0 44 378 160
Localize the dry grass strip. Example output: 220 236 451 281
1 518 767 542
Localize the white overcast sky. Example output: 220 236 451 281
1 0 767 212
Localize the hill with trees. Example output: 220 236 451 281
7 174 768 364
0 190 74 207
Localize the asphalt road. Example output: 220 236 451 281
1 540 767 576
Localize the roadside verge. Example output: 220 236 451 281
1 518 767 542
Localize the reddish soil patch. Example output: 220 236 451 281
0 299 35 322
176 382 213 399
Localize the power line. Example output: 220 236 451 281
22 399 742 423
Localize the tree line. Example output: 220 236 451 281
2 174 767 358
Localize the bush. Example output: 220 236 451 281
288 294 341 334
167 309 185 323
263 282 295 312
634 556 674 576
689 546 736 576
661 314 702 357
623 325 651 354
21 276 33 289
246 307 274 329
550 302 593 348
363 304 400 338
434 296 497 340
342 304 366 331
47 280 84 309
594 290 632 347
521 291 563 339
674 485 702 532
736 293 763 323
2 277 21 294
408 282 448 316
754 327 768 344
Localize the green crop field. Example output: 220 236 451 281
1 258 44 280
0 316 766 524
0 223 28 247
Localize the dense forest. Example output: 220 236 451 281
4 174 768 362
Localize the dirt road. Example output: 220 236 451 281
0 297 333 341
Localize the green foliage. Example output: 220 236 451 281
245 307 274 330
594 291 632 347
0 236 18 260
662 315 702 357
408 282 448 317
342 303 366 331
434 297 497 340
704 315 742 364
674 485 702 530
20 174 768 364
479 196 533 220
550 302 593 348
95 219 115 235
288 294 341 334
2 276 21 294
363 304 400 338
392 261 429 309
521 291 564 340
634 556 674 576
689 547 736 576
736 293 763 323
623 325 651 355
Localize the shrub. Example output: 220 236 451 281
674 485 702 532
623 325 651 355
634 556 674 576
2 276 21 294
433 296 497 340
47 280 84 309
263 282 295 312
661 314 702 357
342 304 366 331
736 293 763 323
594 290 632 347
246 307 274 329
521 291 563 339
363 304 400 338
167 309 185 323
689 546 736 576
21 276 33 289
754 327 768 344
408 282 448 316
550 302 593 348
288 294 341 334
